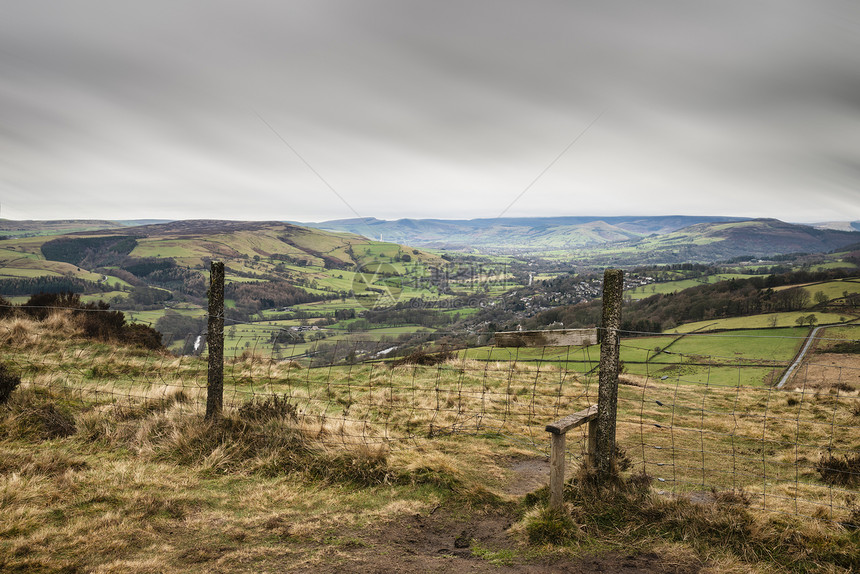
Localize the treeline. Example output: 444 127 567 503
0 276 108 296
122 257 177 277
154 310 208 353
225 281 328 312
526 269 855 334
41 235 138 267
144 267 206 298
360 307 454 328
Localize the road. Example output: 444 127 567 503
776 325 823 389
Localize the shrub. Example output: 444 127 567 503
0 362 21 404
121 323 164 350
22 292 82 320
0 388 76 440
525 506 577 545
390 349 455 367
0 295 14 319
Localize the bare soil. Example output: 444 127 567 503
282 506 702 573
280 458 703 573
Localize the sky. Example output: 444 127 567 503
1 0 859 224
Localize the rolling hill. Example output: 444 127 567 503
0 219 128 238
301 215 747 251
0 220 448 312
303 216 860 264
594 218 860 265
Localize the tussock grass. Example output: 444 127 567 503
817 453 860 487
520 467 860 572
0 387 76 440
0 317 40 348
73 390 393 486
1 315 858 571
0 362 21 404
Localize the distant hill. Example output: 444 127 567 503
300 215 748 251
113 219 174 227
812 220 860 232
0 219 125 237
300 215 860 263
593 218 860 265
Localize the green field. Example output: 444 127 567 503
799 278 860 301
457 327 809 387
626 274 759 300
80 291 128 304
672 311 854 333
0 267 62 279
124 306 206 326
223 323 436 359
813 261 858 271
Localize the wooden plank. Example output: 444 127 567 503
494 328 598 348
586 418 598 468
549 432 566 510
545 404 598 435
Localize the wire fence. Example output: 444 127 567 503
2 306 859 525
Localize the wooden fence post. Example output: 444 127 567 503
205 261 225 420
546 404 598 510
549 432 566 509
587 417 598 469
595 269 623 479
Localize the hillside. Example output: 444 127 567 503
303 215 746 251
813 220 860 232
605 218 860 265
0 219 127 238
0 220 448 316
303 216 860 264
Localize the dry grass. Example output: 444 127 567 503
520 467 859 573
0 384 507 572
0 317 40 348
1 315 858 572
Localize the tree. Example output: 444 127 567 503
814 291 829 305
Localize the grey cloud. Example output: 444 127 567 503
0 0 858 222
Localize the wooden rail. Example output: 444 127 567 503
545 404 598 510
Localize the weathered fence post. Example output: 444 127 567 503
595 268 623 479
205 261 225 420
549 431 566 509
545 405 598 510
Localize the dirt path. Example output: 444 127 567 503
284 458 703 573
286 506 701 573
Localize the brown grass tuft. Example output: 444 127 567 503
816 453 860 487
0 317 40 348
42 311 81 336
0 388 77 440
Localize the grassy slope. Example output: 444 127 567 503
1 316 858 572
0 222 462 331
672 312 852 333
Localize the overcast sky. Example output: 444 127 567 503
1 0 859 223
